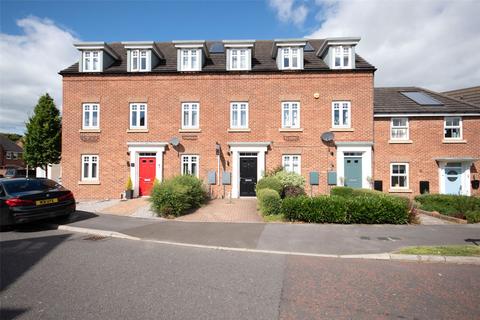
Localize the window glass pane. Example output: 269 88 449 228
232 106 238 127
191 159 197 176
283 106 290 126
83 162 89 178
92 110 98 127
342 107 348 125
91 162 97 178
240 108 246 127
191 50 197 69
283 48 289 67
131 109 137 126
141 57 147 70
140 110 145 126
291 107 298 127
191 108 197 126
334 109 340 126
183 109 189 126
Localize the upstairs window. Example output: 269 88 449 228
281 47 302 70
131 50 148 71
390 163 409 189
83 51 101 72
229 49 249 70
130 103 147 129
82 155 99 181
282 102 300 128
282 155 301 174
333 46 352 69
180 49 201 71
332 101 351 128
230 102 248 129
391 118 409 140
444 117 462 139
182 103 199 129
5 151 12 160
181 155 199 177
82 103 99 129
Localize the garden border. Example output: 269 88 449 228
417 208 467 224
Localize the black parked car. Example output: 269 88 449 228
0 178 76 227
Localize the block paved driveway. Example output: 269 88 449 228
176 198 263 222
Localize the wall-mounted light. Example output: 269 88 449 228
313 93 320 99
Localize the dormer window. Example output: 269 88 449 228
333 46 352 69
180 49 201 71
280 47 302 70
223 40 254 71
131 50 148 71
83 51 101 72
229 49 248 70
122 42 164 72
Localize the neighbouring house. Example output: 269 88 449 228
442 86 480 107
0 134 25 176
59 38 480 199
36 163 62 183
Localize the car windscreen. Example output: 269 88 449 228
2 179 64 195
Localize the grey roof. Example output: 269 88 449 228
374 87 480 115
442 86 480 107
0 135 23 152
60 39 375 75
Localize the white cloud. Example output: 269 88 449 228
308 0 480 91
269 0 309 26
0 16 79 134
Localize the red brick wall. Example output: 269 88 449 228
62 72 374 199
374 116 480 197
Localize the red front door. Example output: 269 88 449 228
139 157 156 196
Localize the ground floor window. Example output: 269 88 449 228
181 155 199 177
282 155 301 174
82 155 99 180
390 163 408 189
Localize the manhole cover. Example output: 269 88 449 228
83 235 107 241
360 236 371 240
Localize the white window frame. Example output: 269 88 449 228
444 116 462 140
390 163 409 189
332 46 352 69
282 155 301 174
12 152 18 160
130 49 149 72
390 117 409 140
82 50 101 72
180 49 201 71
230 102 249 129
181 102 200 129
181 155 199 177
228 48 249 70
281 47 302 70
82 103 100 130
5 151 12 160
281 101 300 128
129 103 148 129
81 155 99 181
332 101 351 128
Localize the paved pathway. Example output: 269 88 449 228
419 213 454 225
176 198 263 222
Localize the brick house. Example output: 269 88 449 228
0 135 25 176
59 38 479 199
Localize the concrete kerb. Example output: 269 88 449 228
52 224 480 265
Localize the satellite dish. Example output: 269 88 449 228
321 131 334 142
169 137 180 146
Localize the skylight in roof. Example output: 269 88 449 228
304 42 315 52
209 42 224 53
401 91 444 106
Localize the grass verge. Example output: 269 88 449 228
396 245 480 256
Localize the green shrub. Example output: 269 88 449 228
256 176 283 195
348 195 409 224
274 170 306 189
283 185 306 198
150 175 207 217
265 165 284 177
257 188 282 215
330 186 382 198
415 194 480 218
466 210 480 223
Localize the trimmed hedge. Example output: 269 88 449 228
150 175 207 217
281 194 409 224
257 188 282 215
466 211 480 223
415 194 480 219
256 176 283 195
330 186 382 198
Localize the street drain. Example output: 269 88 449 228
360 236 371 240
83 235 108 241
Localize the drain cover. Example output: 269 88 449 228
83 235 107 241
360 236 371 240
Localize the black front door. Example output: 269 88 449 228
240 157 257 196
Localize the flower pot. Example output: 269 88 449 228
125 189 134 199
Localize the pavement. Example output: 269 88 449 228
1 228 479 320
176 198 263 222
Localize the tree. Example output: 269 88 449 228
23 94 61 176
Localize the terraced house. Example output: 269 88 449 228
60 38 480 199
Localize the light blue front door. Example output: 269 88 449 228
344 157 362 188
445 163 462 195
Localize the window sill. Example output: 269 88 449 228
79 129 101 133
179 129 201 133
127 129 149 133
78 180 100 185
388 188 412 193
442 139 466 144
330 127 354 132
279 128 303 132
389 140 413 144
228 128 251 132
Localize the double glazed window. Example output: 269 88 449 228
282 102 300 128
333 46 351 69
282 155 301 174
444 117 462 139
82 103 99 129
390 163 408 189
281 47 302 69
181 155 199 177
230 102 248 128
82 155 99 181
332 101 351 128
182 103 199 129
83 51 100 72
229 49 249 70
180 49 200 71
130 103 147 129
131 49 148 71
391 118 409 140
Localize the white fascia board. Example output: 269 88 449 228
122 41 164 59
223 40 255 48
74 42 119 60
315 37 361 57
173 40 208 57
374 113 480 117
